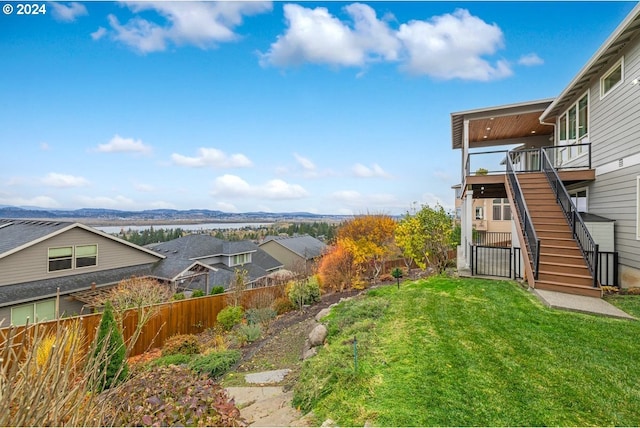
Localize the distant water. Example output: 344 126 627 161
95 222 273 234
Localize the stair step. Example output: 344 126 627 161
535 280 602 297
540 245 583 256
539 261 588 275
538 270 593 287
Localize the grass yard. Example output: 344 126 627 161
293 276 640 426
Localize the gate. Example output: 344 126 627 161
470 244 523 280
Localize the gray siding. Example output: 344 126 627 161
260 241 302 272
590 37 640 167
0 227 160 287
0 296 86 326
589 164 640 269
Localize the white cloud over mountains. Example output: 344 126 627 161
212 174 308 200
262 4 512 81
352 163 391 178
42 173 90 188
95 1 272 53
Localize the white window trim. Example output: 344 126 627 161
568 187 588 212
600 56 624 100
556 90 590 164
75 244 98 270
475 207 484 220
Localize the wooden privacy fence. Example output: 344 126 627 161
1 284 285 367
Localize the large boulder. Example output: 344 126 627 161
308 324 327 347
315 308 331 322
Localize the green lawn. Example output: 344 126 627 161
293 276 640 426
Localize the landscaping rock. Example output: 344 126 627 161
308 324 328 347
321 418 337 427
302 347 317 360
315 308 331 322
245 369 291 385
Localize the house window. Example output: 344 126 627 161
557 91 589 162
493 198 511 221
232 253 250 266
11 299 56 326
601 57 624 98
569 189 587 212
475 207 484 220
76 244 97 268
48 246 73 272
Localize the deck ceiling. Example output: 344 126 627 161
451 99 554 150
469 112 554 145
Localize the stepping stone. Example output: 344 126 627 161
245 368 291 384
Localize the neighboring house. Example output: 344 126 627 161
452 184 512 240
259 235 327 274
452 3 640 296
0 219 165 325
147 234 284 292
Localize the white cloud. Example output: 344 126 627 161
40 142 50 151
397 9 511 80
263 5 511 81
91 27 107 41
75 195 136 209
133 182 155 192
101 1 272 54
352 163 391 178
419 192 454 212
42 173 90 188
215 201 239 213
211 174 308 200
261 3 399 68
50 2 88 22
294 153 316 171
0 195 61 208
171 148 253 168
518 53 544 66
96 134 152 154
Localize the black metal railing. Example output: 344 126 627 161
505 154 541 279
597 251 619 287
473 231 512 247
466 143 591 177
469 244 523 280
541 149 599 288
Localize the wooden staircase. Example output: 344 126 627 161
516 172 601 297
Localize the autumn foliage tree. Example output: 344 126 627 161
395 203 453 273
319 214 398 290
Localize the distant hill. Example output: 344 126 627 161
0 206 346 223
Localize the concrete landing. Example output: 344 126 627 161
532 289 636 320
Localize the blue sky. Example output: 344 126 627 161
1 1 636 215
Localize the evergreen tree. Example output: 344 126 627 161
92 300 128 392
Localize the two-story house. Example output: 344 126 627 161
453 3 640 296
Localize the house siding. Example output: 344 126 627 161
590 37 640 167
0 296 86 326
589 164 640 287
259 241 302 272
0 227 160 287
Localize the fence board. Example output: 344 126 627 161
0 284 285 368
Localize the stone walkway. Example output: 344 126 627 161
225 370 312 427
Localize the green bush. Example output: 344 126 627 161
108 365 243 426
162 334 201 356
210 286 225 295
191 289 205 298
217 306 244 331
172 292 185 300
246 307 277 326
188 350 241 378
235 324 262 346
146 353 193 369
92 301 129 392
289 276 321 309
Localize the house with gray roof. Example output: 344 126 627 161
259 235 327 274
0 219 164 325
147 234 283 293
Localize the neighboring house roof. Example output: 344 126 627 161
0 264 155 309
541 3 640 122
147 234 283 287
260 235 327 260
147 234 256 260
0 218 165 261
